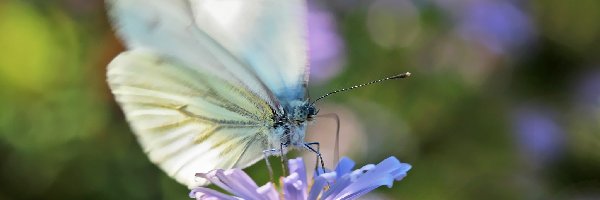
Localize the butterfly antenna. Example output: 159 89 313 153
311 72 411 104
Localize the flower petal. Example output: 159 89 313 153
307 172 336 200
334 185 379 200
323 165 375 199
283 172 307 200
257 182 280 200
189 187 239 200
392 163 412 181
321 173 353 200
349 164 375 181
288 157 308 192
332 157 411 200
334 157 355 176
218 169 264 199
197 169 263 199
196 170 234 192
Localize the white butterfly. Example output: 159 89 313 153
106 0 317 188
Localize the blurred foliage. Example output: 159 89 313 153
0 0 599 199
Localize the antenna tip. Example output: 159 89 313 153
392 72 411 79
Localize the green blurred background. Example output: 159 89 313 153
1 0 599 199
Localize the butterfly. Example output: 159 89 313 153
106 0 318 188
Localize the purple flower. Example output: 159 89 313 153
307 0 346 83
190 157 411 200
456 1 535 55
512 106 564 166
575 69 600 107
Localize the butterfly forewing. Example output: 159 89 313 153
108 50 272 188
189 0 309 99
107 0 277 107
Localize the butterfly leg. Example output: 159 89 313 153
262 143 290 183
280 142 289 176
262 149 276 184
304 142 326 176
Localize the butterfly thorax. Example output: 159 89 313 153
268 100 318 150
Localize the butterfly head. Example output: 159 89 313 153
307 103 319 121
292 101 318 122
282 100 319 125
303 102 319 122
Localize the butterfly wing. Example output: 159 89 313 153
108 50 273 188
107 0 277 105
189 0 309 100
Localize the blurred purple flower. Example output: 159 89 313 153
575 70 600 106
455 1 535 54
190 157 411 200
512 107 564 165
307 1 346 83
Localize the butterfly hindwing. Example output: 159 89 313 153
107 50 272 188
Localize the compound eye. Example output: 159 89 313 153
307 107 315 115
